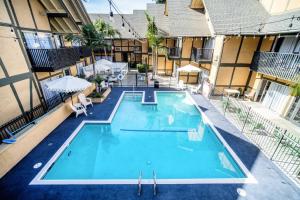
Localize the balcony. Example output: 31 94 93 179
74 46 92 58
167 47 181 59
191 48 213 63
250 51 300 82
27 48 80 72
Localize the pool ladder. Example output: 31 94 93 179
153 170 157 196
137 170 158 196
137 171 142 196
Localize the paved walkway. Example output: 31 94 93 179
0 87 299 200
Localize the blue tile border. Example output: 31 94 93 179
0 87 299 200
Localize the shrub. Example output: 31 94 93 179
137 64 149 73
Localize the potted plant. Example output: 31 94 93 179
93 75 104 93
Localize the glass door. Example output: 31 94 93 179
287 97 300 126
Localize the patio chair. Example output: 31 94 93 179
2 128 17 144
78 93 93 109
177 80 185 90
190 84 202 94
244 89 256 101
101 81 109 89
70 104 87 118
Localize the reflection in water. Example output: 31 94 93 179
98 125 119 152
218 152 235 172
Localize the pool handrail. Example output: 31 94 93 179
137 170 142 196
153 170 157 196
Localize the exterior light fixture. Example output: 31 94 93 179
121 17 125 29
296 33 299 38
109 0 114 22
278 34 281 38
264 35 267 39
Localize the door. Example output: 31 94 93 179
287 97 300 126
262 82 290 114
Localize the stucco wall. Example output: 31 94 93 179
0 85 95 178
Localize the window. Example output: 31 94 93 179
293 39 300 54
23 32 55 49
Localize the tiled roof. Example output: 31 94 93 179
203 0 300 35
89 0 211 38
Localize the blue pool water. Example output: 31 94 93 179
44 92 245 180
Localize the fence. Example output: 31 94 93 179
209 91 300 183
0 93 72 143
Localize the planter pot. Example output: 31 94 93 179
90 87 111 104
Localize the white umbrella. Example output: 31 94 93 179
46 76 92 93
177 64 202 84
177 64 202 73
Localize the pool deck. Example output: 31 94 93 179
0 87 299 200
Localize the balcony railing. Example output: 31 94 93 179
167 47 181 59
191 48 214 62
74 46 92 58
27 48 80 72
250 51 300 82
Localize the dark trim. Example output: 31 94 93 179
5 0 43 103
0 72 32 87
47 12 69 18
220 63 250 67
229 36 244 87
215 84 247 87
245 36 264 92
29 77 33 114
27 0 37 29
189 37 194 61
0 58 26 116
270 36 277 51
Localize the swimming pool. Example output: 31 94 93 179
31 91 255 184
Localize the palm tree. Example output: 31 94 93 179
94 19 120 60
65 24 106 76
145 12 164 79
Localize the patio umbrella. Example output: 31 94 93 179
46 76 92 103
177 64 202 84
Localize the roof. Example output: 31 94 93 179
89 0 211 38
203 0 300 35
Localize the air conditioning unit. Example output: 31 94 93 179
115 47 121 51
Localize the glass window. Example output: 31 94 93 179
293 39 300 54
23 32 55 49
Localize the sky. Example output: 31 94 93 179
82 0 154 14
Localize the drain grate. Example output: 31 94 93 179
33 162 42 169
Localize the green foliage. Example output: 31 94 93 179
290 79 300 97
145 12 164 49
94 19 120 38
156 0 166 3
93 75 104 85
137 64 149 73
90 92 103 98
65 24 105 50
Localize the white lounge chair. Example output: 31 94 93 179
101 81 109 89
190 84 202 94
177 80 185 90
70 104 87 118
78 93 93 109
